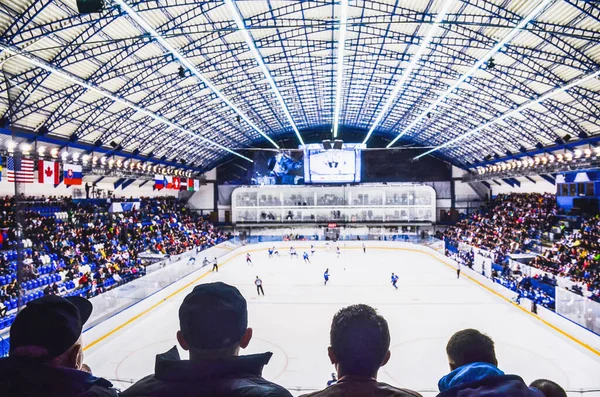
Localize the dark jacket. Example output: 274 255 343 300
437 362 545 397
121 346 292 397
300 376 422 397
0 356 118 397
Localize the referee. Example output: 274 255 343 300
255 276 264 296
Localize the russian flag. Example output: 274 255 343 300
63 163 83 185
38 160 60 185
154 174 166 190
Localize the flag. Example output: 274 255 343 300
188 178 195 191
38 160 60 185
165 175 173 189
194 179 200 191
63 163 83 185
179 178 187 191
172 177 181 190
154 174 166 190
7 157 34 183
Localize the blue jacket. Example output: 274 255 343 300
437 362 544 397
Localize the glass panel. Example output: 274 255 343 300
586 182 595 197
569 183 576 196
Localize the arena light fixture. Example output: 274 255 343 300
50 148 59 158
390 0 557 148
116 159 123 168
565 152 573 161
108 159 115 168
6 140 16 152
112 0 278 150
123 160 129 169
20 143 31 155
82 154 90 164
414 67 600 159
61 151 69 161
584 148 592 157
548 154 555 163
0 42 254 162
363 0 457 144
37 145 46 156
574 149 582 158
100 156 107 165
223 0 304 145
331 0 349 138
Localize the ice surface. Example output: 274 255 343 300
84 247 600 396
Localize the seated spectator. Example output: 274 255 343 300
121 282 291 397
300 304 421 397
0 295 118 396
530 379 567 397
438 329 544 396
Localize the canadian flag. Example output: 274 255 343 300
38 160 60 185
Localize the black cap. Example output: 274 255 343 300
10 295 92 360
179 282 248 350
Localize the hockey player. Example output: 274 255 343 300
303 252 311 263
391 273 399 289
324 268 330 285
311 244 316 256
212 257 218 272
246 253 253 266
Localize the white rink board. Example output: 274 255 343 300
83 242 600 396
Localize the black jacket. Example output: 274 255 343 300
121 346 292 397
0 356 119 397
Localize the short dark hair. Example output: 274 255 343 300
530 379 567 397
330 304 390 376
446 329 497 369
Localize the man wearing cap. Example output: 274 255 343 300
0 295 119 397
122 282 292 397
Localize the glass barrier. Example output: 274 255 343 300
555 288 600 336
83 242 238 329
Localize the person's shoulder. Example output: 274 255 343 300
119 374 159 397
376 381 423 397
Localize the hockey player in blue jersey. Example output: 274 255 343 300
268 248 273 258
303 252 311 263
391 273 399 289
324 268 330 285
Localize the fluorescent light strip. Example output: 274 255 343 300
332 0 349 138
414 68 600 159
224 0 304 146
0 42 253 163
362 0 457 145
387 0 556 148
114 0 279 149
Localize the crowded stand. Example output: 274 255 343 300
443 193 600 308
0 196 228 330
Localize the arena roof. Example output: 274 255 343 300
0 0 599 172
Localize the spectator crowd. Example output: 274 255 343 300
443 193 600 304
0 195 228 327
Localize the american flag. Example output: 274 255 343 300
7 157 34 183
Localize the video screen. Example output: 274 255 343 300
303 143 364 183
251 150 304 185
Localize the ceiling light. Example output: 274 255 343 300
72 153 80 162
61 151 69 161
574 149 582 158
20 143 31 154
50 148 59 158
584 148 592 157
37 146 46 156
548 155 554 163
116 159 123 168
6 140 16 152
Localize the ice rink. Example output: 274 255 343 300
83 246 600 396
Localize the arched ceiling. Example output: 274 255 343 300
0 0 599 172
